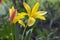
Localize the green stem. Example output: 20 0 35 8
11 30 14 40
10 24 14 40
21 25 27 40
14 24 19 40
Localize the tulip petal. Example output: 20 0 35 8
23 2 31 16
10 10 17 23
31 2 39 14
17 12 27 19
9 9 12 17
36 15 46 20
12 16 18 23
36 11 47 15
18 20 25 27
27 17 35 26
12 6 14 12
13 12 27 23
17 12 27 17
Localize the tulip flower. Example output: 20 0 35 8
23 2 47 26
9 6 27 27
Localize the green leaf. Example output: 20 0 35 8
35 29 47 40
42 28 49 36
25 28 33 40
35 29 43 37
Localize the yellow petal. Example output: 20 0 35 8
12 16 18 23
12 12 27 23
23 2 31 16
9 9 12 17
31 2 39 14
17 12 27 16
17 12 27 19
36 15 46 20
27 17 35 26
12 6 14 12
9 6 15 17
18 20 25 27
36 11 47 15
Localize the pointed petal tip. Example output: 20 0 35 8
45 11 47 14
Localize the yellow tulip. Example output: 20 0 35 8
9 6 17 23
9 6 27 27
23 2 47 26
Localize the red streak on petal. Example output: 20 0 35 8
10 10 16 23
0 0 2 3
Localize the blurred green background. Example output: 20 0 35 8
0 0 60 40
